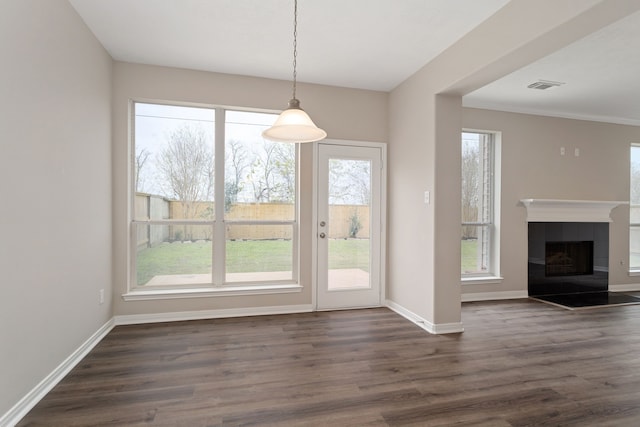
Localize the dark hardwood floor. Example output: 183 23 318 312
17 299 640 426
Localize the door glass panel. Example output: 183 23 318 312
328 159 371 289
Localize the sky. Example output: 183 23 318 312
134 102 281 201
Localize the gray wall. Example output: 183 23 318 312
4 0 640 420
111 62 389 317
0 0 113 417
462 108 640 296
387 0 640 328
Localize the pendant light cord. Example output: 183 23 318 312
292 0 298 100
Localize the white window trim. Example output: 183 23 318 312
461 129 501 280
126 100 301 298
122 283 303 301
630 142 640 272
461 276 504 285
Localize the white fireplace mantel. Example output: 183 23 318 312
520 199 628 222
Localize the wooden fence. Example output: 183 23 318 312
135 194 370 248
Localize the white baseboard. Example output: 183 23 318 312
2 304 314 426
462 290 529 302
114 304 314 326
1 319 115 427
385 300 464 334
609 284 640 292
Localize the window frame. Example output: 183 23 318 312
125 100 302 299
461 130 501 282
629 143 640 274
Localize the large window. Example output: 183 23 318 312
461 131 499 277
131 102 297 290
630 144 640 271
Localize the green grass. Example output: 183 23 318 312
461 239 479 273
328 238 370 272
136 238 370 285
136 241 213 285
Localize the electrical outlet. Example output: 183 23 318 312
560 147 565 156
424 191 430 204
575 148 580 157
99 289 105 305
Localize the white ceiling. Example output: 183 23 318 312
464 9 640 126
69 0 640 125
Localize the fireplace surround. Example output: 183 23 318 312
520 199 627 299
528 221 608 296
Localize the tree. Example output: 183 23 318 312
156 124 214 223
461 142 479 239
271 143 295 203
246 141 295 203
224 140 248 211
135 148 151 193
328 159 370 205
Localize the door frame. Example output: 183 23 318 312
312 139 387 310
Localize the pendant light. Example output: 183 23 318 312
262 0 327 143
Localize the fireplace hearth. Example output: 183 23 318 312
531 291 640 310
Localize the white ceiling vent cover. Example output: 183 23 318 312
527 80 565 90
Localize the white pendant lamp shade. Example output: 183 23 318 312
262 98 327 143
262 0 327 144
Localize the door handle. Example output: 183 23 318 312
319 232 326 239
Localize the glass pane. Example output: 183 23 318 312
461 225 490 274
135 224 213 286
226 224 293 283
134 103 215 220
631 226 640 269
225 110 295 220
462 132 491 224
328 159 371 290
630 146 640 268
631 145 640 205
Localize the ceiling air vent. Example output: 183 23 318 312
527 80 565 90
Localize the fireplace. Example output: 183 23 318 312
528 222 608 296
545 240 593 277
520 199 631 307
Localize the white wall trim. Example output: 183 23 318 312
1 319 115 427
2 305 314 425
385 300 464 334
121 284 303 301
610 284 640 292
462 290 529 302
114 304 313 326
519 199 627 223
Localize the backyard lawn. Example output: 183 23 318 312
461 239 480 273
137 238 478 285
136 238 370 285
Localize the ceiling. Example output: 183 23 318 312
69 0 640 126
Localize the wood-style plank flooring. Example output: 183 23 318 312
17 300 640 426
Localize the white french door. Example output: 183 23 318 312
315 142 385 310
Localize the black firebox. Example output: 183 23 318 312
528 222 608 296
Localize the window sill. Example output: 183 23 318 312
461 276 504 285
629 270 640 277
122 283 303 301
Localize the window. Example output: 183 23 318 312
630 144 640 271
461 131 499 278
131 102 298 292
